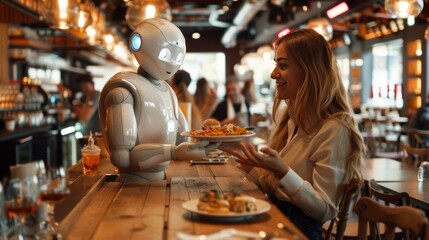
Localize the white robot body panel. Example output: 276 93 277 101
134 76 179 144
99 71 188 180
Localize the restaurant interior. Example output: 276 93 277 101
1 0 429 239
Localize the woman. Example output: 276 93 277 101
194 77 218 120
221 29 365 239
170 70 203 130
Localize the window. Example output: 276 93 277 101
370 39 403 107
180 52 226 97
336 53 350 91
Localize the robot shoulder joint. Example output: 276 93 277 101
104 87 134 106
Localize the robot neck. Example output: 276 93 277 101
137 67 156 81
137 67 162 86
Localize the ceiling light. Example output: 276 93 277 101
256 45 274 61
277 28 291 38
125 0 172 30
425 26 429 41
326 2 349 19
192 32 201 39
385 0 424 18
306 17 333 41
44 0 80 29
77 0 92 32
241 52 263 70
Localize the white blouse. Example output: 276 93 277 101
248 118 351 222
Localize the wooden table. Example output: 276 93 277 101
364 158 429 212
364 158 417 182
59 158 307 240
377 180 429 211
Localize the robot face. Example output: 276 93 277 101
130 18 186 80
158 46 184 66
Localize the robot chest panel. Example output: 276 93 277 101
136 83 178 144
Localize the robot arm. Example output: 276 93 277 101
104 87 137 169
176 104 189 144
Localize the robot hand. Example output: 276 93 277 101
175 141 220 160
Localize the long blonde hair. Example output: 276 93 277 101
269 29 365 182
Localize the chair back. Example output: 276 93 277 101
324 178 361 240
354 197 428 240
400 142 429 167
365 179 412 240
407 128 429 149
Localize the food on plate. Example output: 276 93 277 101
233 196 258 213
191 122 247 137
202 118 221 130
197 190 257 214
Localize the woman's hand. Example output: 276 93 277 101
237 143 289 179
218 141 242 156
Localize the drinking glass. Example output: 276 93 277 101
39 167 70 238
4 176 39 240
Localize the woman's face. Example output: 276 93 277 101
270 42 305 100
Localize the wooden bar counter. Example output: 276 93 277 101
58 158 307 240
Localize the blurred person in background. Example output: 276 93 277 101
240 70 257 104
194 77 218 120
170 70 203 129
211 76 251 127
409 93 429 146
72 74 100 135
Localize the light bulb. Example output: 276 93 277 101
425 26 429 41
44 0 80 30
76 2 92 31
385 0 424 18
306 17 334 41
125 0 172 30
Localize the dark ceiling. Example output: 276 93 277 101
91 0 429 49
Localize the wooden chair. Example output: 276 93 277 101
365 179 413 240
354 196 428 240
323 178 361 240
408 129 429 149
400 142 429 167
363 132 402 161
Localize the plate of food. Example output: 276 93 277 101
181 119 255 142
182 190 271 218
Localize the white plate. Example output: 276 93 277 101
180 131 255 142
182 198 271 218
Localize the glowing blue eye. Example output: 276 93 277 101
130 33 141 51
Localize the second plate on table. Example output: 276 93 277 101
180 131 255 142
182 198 271 219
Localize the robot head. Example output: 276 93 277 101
129 18 186 81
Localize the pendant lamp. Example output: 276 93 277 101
44 0 80 30
385 0 424 18
125 0 172 30
76 0 93 32
306 17 333 41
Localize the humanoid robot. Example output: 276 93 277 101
99 18 217 181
